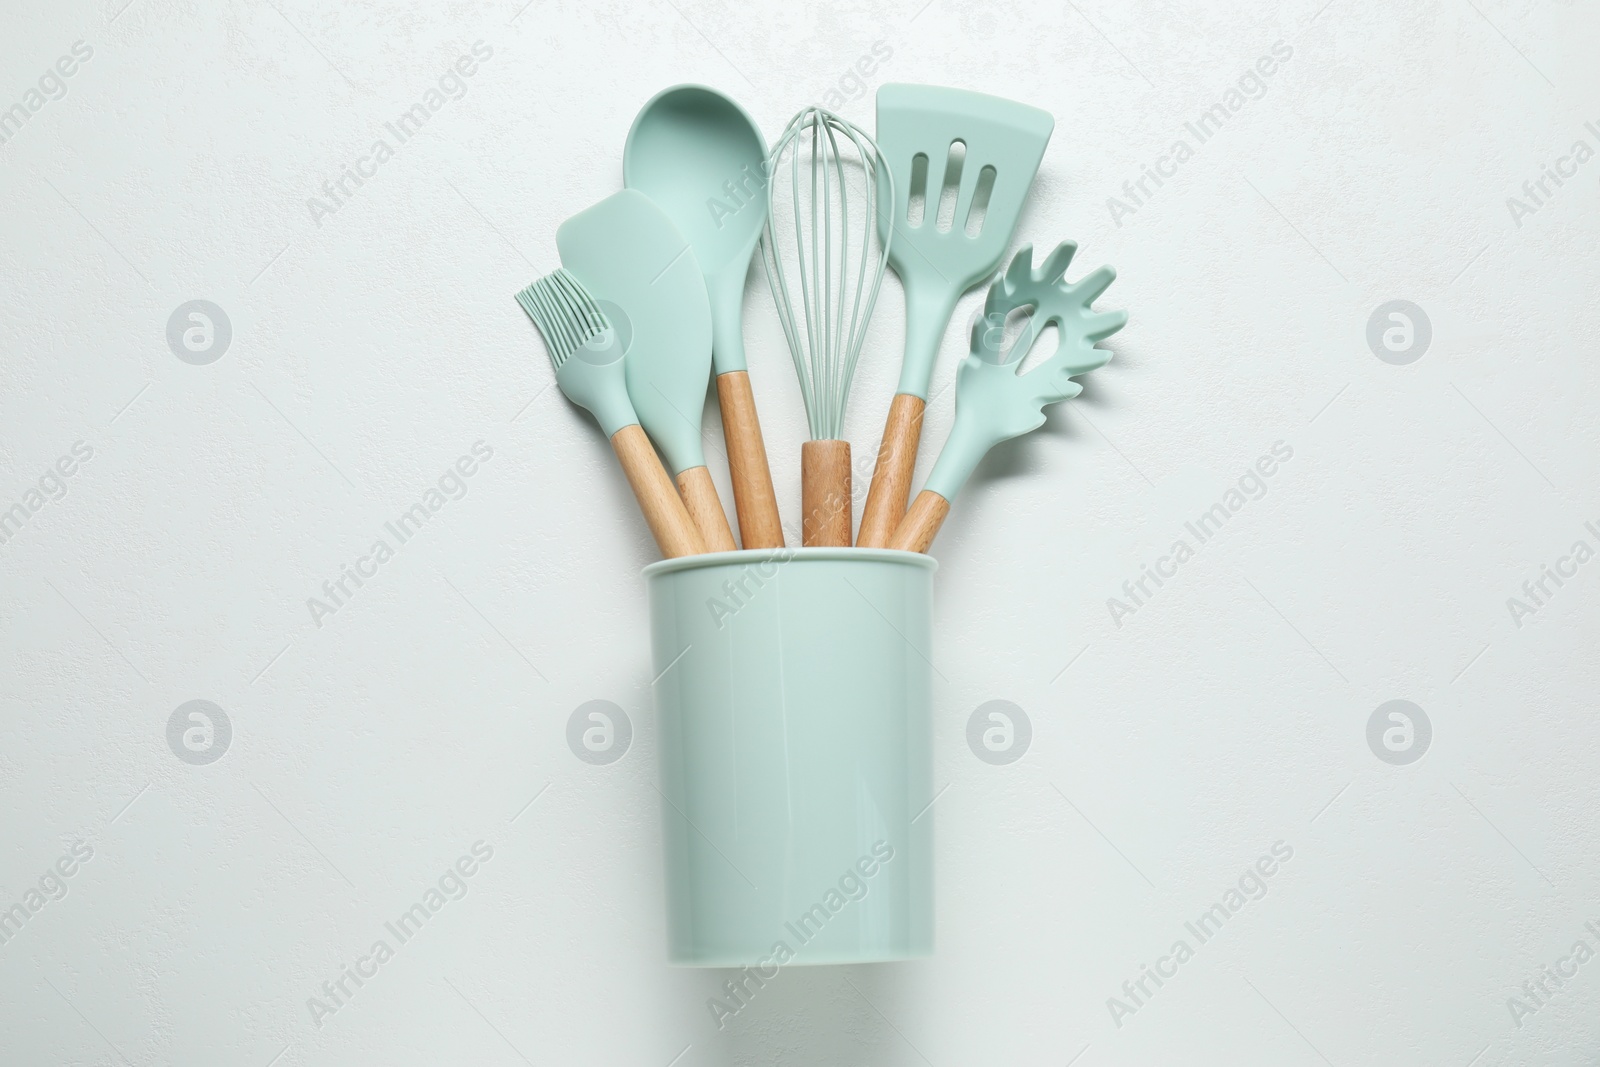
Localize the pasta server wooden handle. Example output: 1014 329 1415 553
610 425 707 558
887 489 950 554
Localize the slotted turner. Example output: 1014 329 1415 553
856 84 1053 547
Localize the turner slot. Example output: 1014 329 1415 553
907 152 929 226
965 165 998 237
935 139 965 233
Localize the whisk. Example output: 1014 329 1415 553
760 107 892 546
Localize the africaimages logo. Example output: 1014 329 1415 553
705 841 896 1030
305 441 493 627
305 42 494 227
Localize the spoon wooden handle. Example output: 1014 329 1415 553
610 425 707 558
856 393 926 547
716 370 784 549
675 465 738 552
801 440 852 547
887 489 950 554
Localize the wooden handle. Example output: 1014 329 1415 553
856 394 926 548
715 370 784 549
609 425 707 558
801 439 852 547
887 490 950 554
675 465 738 553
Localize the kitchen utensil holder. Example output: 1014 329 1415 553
645 547 936 966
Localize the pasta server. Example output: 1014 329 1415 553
888 243 1126 552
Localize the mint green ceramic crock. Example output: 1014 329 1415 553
645 547 936 967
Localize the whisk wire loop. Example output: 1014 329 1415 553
760 107 892 442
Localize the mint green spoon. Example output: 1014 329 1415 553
888 243 1127 552
624 85 785 550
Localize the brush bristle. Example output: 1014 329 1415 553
515 269 610 370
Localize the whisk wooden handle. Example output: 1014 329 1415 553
856 394 926 548
675 466 738 553
801 440 852 547
887 490 950 554
610 425 707 559
715 370 784 549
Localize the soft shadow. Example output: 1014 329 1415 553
695 961 925 1065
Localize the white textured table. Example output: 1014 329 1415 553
1 1 1596 1063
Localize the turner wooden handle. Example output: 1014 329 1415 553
801 439 852 547
715 370 784 549
887 489 950 554
610 425 706 558
856 393 926 548
675 465 738 553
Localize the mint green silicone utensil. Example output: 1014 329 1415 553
557 189 737 552
857 84 1054 548
624 85 785 550
760 106 891 547
888 243 1126 552
514 269 707 559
